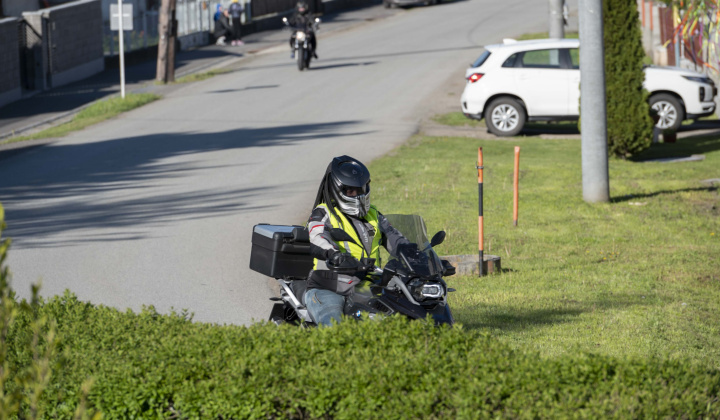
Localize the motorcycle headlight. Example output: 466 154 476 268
296 31 306 41
412 282 444 301
421 283 444 298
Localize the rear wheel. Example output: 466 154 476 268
269 303 285 325
649 93 684 131
484 97 526 137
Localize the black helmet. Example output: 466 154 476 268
296 1 309 14
313 155 371 218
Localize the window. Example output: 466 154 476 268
520 49 562 68
471 50 491 68
568 48 579 69
502 53 519 68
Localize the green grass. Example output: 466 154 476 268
433 111 579 133
1 93 160 145
516 31 579 41
369 134 720 366
432 111 485 127
171 68 232 84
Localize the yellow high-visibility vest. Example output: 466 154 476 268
312 203 381 269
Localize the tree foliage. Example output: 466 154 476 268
603 0 654 157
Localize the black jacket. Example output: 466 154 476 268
288 12 315 31
214 14 231 38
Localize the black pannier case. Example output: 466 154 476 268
250 224 314 279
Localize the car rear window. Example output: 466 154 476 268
471 50 491 68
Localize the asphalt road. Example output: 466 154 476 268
1 0 563 325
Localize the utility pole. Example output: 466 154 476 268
156 0 178 83
578 0 610 203
549 0 564 38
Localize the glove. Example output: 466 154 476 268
327 250 358 268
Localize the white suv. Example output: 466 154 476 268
460 38 717 136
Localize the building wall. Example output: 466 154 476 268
0 17 21 107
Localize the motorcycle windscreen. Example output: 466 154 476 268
383 214 444 277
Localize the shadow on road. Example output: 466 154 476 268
309 61 378 70
0 120 370 247
0 47 245 129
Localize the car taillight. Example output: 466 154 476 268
467 73 484 83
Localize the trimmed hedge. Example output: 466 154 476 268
4 292 720 419
603 0 654 157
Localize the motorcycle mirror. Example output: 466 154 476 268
329 228 358 245
430 231 446 247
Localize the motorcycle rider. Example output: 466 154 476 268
305 156 409 326
287 1 318 59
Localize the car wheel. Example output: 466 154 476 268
649 93 684 131
485 97 526 137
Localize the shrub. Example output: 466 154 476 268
603 0 654 157
5 292 720 419
0 205 97 419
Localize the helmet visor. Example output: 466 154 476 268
341 185 368 197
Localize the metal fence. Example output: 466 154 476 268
102 0 251 56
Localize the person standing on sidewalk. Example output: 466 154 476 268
228 0 245 46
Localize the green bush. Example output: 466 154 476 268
603 0 654 157
2 204 719 418
4 292 719 419
0 205 96 420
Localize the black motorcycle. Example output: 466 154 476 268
249 214 456 327
282 16 320 71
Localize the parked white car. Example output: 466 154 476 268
460 38 717 136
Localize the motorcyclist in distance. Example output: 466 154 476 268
287 1 318 59
305 156 409 326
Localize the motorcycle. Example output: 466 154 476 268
282 16 320 71
249 214 456 327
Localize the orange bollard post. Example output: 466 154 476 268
477 147 484 276
513 146 520 227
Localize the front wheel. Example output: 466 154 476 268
484 97 526 137
297 47 305 71
649 93 684 131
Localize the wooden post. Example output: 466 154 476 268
156 0 178 83
477 147 484 277
513 146 520 227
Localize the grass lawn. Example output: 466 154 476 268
1 93 160 145
369 133 720 366
433 111 579 133
171 68 232 84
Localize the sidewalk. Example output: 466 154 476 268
0 2 393 142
